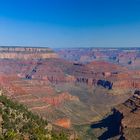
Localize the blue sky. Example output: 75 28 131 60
0 0 140 48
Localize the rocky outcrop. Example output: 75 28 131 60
2 47 140 140
91 90 140 140
116 90 140 140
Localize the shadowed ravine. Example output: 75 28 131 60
91 109 124 140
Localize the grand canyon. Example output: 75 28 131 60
0 46 140 139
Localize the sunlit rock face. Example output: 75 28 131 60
115 90 140 140
1 46 140 138
0 47 58 59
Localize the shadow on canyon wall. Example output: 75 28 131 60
91 109 125 140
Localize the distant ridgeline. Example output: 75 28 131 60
0 46 58 59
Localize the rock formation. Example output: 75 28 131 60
116 90 140 140
57 47 140 68
1 46 140 138
0 47 58 59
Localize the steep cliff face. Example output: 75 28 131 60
0 73 80 129
116 91 140 140
91 91 140 140
0 47 58 59
113 80 140 89
42 92 79 106
1 47 139 91
18 92 79 107
2 47 140 139
1 51 140 92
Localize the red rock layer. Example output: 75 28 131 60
42 92 79 106
54 118 71 128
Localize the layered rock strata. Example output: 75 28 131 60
0 47 58 59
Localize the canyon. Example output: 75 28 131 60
116 90 140 140
0 47 58 59
0 46 140 139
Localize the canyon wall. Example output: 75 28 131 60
0 47 58 59
116 91 140 140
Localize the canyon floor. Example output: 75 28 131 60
0 47 140 139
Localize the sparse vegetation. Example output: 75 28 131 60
0 95 68 140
